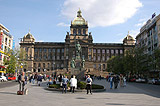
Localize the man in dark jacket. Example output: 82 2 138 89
113 75 119 89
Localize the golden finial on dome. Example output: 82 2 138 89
77 8 82 17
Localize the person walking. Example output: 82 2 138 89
86 75 92 94
109 75 113 89
24 75 27 85
120 74 124 87
59 74 63 87
37 74 43 86
113 75 119 89
70 75 77 93
62 76 69 93
123 76 127 87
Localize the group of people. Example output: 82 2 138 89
108 74 126 89
48 74 93 94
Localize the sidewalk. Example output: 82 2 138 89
0 80 160 106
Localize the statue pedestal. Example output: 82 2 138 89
71 68 85 80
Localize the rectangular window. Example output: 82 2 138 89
93 56 96 61
57 49 60 53
111 50 114 54
102 56 105 61
44 49 47 53
52 56 55 60
66 56 68 59
89 49 92 53
93 49 96 53
98 49 101 53
61 56 64 60
52 49 55 52
9 40 11 47
106 49 109 54
120 50 123 54
61 64 64 68
89 55 92 61
98 56 100 61
5 37 7 45
48 49 51 53
62 49 64 53
102 49 105 54
43 63 45 68
57 56 60 60
115 50 118 54
57 64 59 68
107 56 110 60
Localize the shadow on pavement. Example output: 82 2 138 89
93 79 160 98
0 91 17 95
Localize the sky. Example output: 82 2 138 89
1 0 160 46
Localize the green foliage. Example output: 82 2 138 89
49 84 60 89
153 49 160 71
77 81 86 89
3 50 17 73
107 46 151 77
2 47 28 74
49 81 104 90
107 55 124 74
92 84 104 89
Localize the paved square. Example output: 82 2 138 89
0 80 160 106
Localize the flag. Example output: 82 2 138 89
152 13 156 18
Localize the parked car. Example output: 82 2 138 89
7 76 16 81
148 78 156 84
135 78 146 83
0 76 8 82
154 79 160 85
129 78 136 82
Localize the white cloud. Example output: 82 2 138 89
61 0 142 27
57 22 70 27
135 18 148 27
130 29 140 39
135 21 146 27
36 40 44 42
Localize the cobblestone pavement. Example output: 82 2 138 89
0 80 160 106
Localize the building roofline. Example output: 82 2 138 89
0 24 10 32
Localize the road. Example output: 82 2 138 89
0 81 18 88
93 79 160 98
128 82 160 98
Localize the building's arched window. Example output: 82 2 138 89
38 63 41 68
78 29 81 35
83 29 86 35
73 29 76 35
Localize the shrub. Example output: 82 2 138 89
92 84 104 89
49 81 104 90
77 81 86 89
49 84 60 89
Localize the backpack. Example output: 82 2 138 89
87 78 91 83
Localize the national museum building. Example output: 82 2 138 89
20 9 135 73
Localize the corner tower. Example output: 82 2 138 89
19 30 35 72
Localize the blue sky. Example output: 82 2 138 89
0 0 160 46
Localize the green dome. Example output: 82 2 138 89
72 9 87 25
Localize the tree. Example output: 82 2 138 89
107 55 124 74
154 49 160 71
3 50 17 73
3 47 27 74
123 49 135 75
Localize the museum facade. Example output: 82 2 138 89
20 9 135 74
